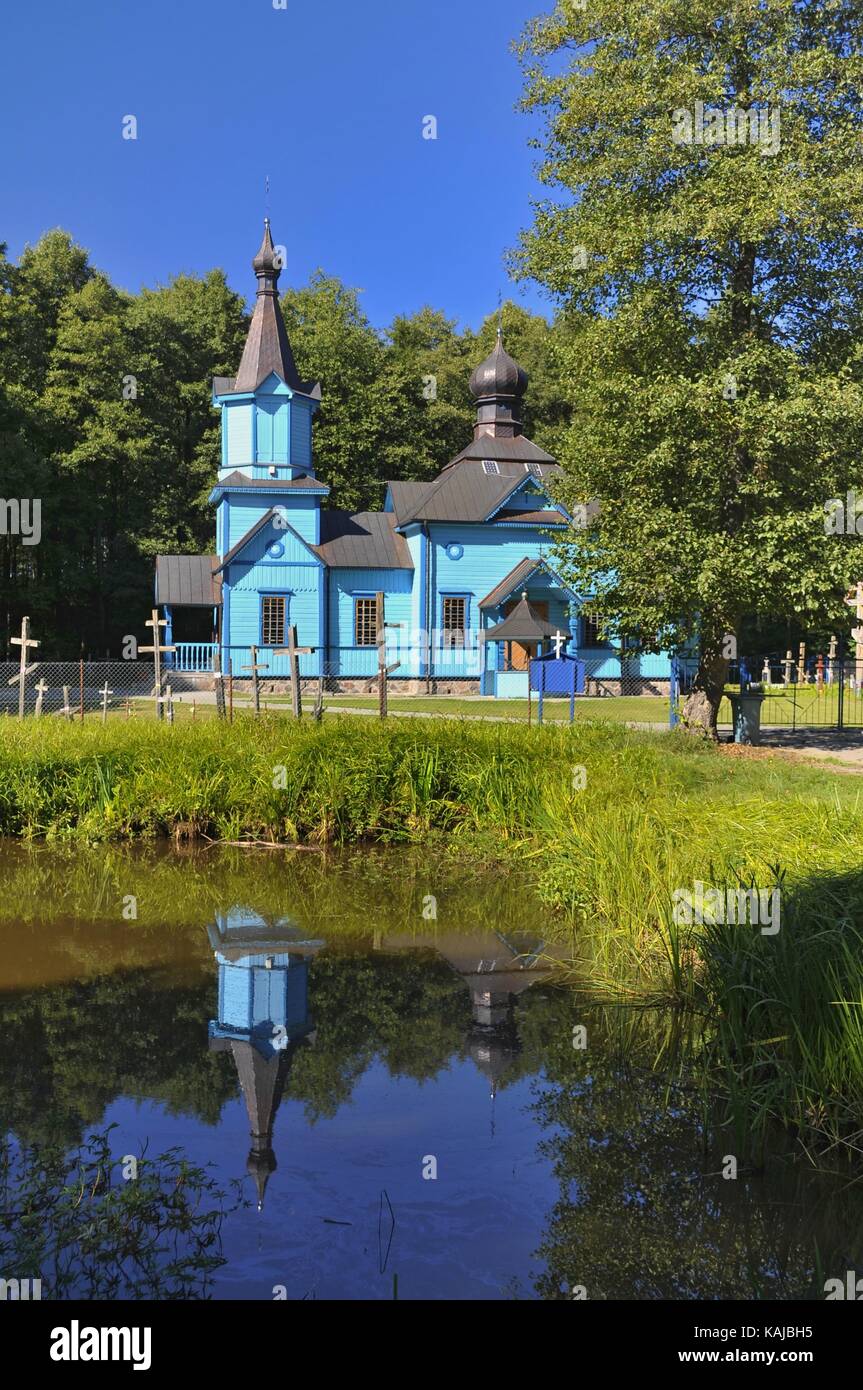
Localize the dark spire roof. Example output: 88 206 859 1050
233 220 316 395
231 1040 288 1211
469 327 529 402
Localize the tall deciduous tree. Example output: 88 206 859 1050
514 0 863 734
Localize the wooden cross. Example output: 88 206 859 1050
274 627 315 719
33 677 49 718
553 630 565 660
241 643 269 716
99 681 113 724
9 616 40 719
783 650 793 687
139 609 175 720
60 684 73 721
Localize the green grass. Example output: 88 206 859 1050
111 693 669 724
3 711 863 1161
320 694 670 723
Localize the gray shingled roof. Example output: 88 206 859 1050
156 555 222 607
492 509 569 526
447 435 557 466
387 480 436 526
316 511 414 569
317 510 413 569
213 471 330 493
386 458 564 526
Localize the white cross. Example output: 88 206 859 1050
553 630 565 659
33 678 49 717
99 682 113 723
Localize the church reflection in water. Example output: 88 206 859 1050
207 911 324 1210
208 914 557 1209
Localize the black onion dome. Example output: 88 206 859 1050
469 328 529 400
252 217 280 279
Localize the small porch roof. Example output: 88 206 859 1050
155 555 221 607
479 555 577 610
481 595 564 643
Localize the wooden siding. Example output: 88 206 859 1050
225 402 253 467
255 396 289 463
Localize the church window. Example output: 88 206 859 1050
482 460 500 475
354 597 377 646
442 596 467 648
261 595 286 647
582 614 604 647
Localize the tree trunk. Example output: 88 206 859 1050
681 645 729 739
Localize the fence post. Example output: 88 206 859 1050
377 592 387 720
838 658 845 732
669 657 679 729
79 657 84 722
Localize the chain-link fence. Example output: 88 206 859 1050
0 661 159 718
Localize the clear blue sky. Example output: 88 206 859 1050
0 0 553 331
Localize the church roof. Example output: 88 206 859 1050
387 458 563 526
492 509 568 526
444 435 557 467
155 554 221 607
212 471 330 494
221 220 320 397
316 510 413 569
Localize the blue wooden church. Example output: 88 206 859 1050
156 221 671 696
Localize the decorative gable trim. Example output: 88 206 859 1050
479 556 580 610
215 508 324 573
482 473 570 524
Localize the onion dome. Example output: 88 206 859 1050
469 327 529 402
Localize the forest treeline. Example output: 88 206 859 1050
0 231 571 655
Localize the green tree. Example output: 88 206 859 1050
514 0 863 734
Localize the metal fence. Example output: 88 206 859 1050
672 654 863 731
0 661 159 718
7 649 863 730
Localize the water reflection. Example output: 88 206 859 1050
0 844 861 1299
208 910 324 1210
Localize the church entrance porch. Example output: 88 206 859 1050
503 597 549 672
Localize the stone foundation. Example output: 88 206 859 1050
585 678 672 697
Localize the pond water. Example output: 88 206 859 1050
0 842 861 1301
